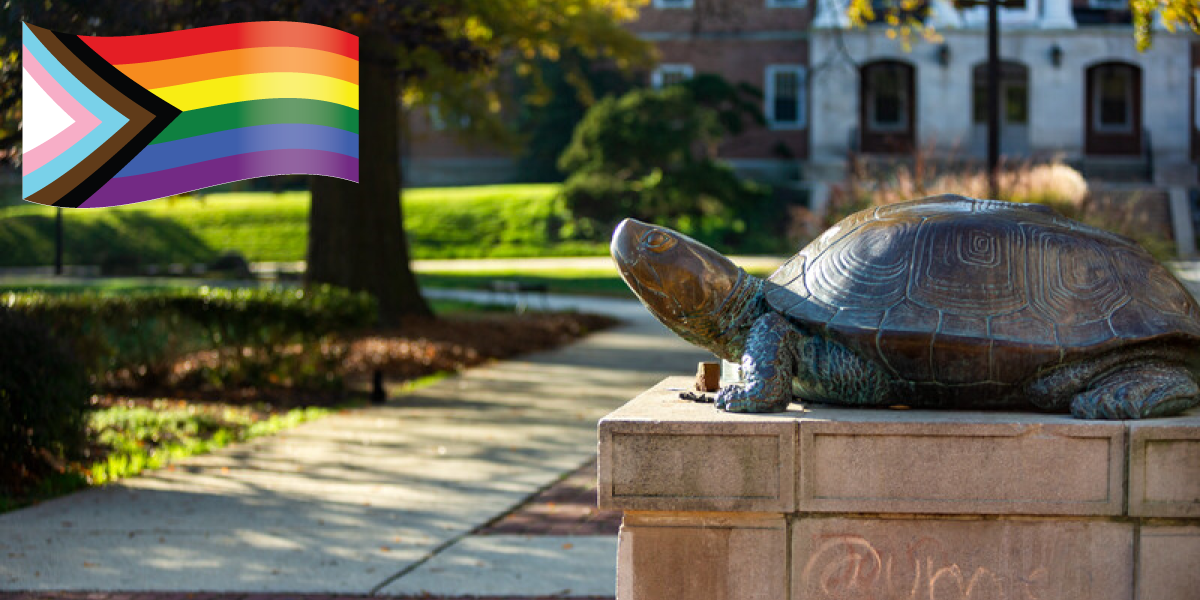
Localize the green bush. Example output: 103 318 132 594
0 309 91 493
3 285 377 391
558 75 783 252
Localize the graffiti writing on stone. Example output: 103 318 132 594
800 534 1050 600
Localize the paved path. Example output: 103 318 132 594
0 293 707 596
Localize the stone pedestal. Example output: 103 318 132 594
598 377 1200 600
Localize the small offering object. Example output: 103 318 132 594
696 362 721 392
612 195 1200 419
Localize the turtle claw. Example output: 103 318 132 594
716 385 788 413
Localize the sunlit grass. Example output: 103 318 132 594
85 402 331 485
0 402 331 513
0 184 609 267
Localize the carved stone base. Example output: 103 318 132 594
598 377 1200 600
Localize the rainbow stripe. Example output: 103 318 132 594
22 22 359 208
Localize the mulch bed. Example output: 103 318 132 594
106 311 620 411
342 312 618 384
475 459 621 537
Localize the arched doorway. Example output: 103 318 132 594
860 61 915 154
971 61 1029 157
1085 62 1142 155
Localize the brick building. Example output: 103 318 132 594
810 0 1197 185
627 0 813 183
404 0 817 187
405 0 1198 187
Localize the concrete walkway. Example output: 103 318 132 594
0 292 708 595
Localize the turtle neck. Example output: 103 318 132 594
669 269 765 362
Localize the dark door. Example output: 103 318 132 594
1085 62 1142 156
860 61 915 154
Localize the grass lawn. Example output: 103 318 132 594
0 184 610 267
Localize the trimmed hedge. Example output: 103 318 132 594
0 309 91 493
3 285 377 390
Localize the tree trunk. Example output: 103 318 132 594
306 33 432 325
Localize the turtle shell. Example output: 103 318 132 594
766 195 1200 389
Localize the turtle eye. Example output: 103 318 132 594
642 230 677 253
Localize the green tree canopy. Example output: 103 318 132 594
558 74 780 252
2 0 651 323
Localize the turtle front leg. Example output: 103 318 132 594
716 312 797 413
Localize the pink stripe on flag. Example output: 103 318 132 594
22 46 102 175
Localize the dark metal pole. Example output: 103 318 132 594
987 0 1000 199
55 207 63 276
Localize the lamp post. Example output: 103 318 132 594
954 0 1003 199
986 0 1000 199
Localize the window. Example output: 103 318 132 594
1093 64 1133 133
971 62 1029 125
651 64 694 89
767 0 805 7
866 64 909 132
766 65 806 129
1088 0 1127 8
653 0 694 8
1004 81 1029 124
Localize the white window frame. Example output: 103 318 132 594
765 65 807 130
653 0 694 8
1092 65 1134 134
767 0 806 8
1088 0 1127 9
651 64 695 89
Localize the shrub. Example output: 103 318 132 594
797 155 1173 262
839 157 1088 219
0 309 91 494
2 285 377 392
558 75 783 252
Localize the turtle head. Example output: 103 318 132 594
611 218 760 359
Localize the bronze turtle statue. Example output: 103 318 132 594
611 194 1200 419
